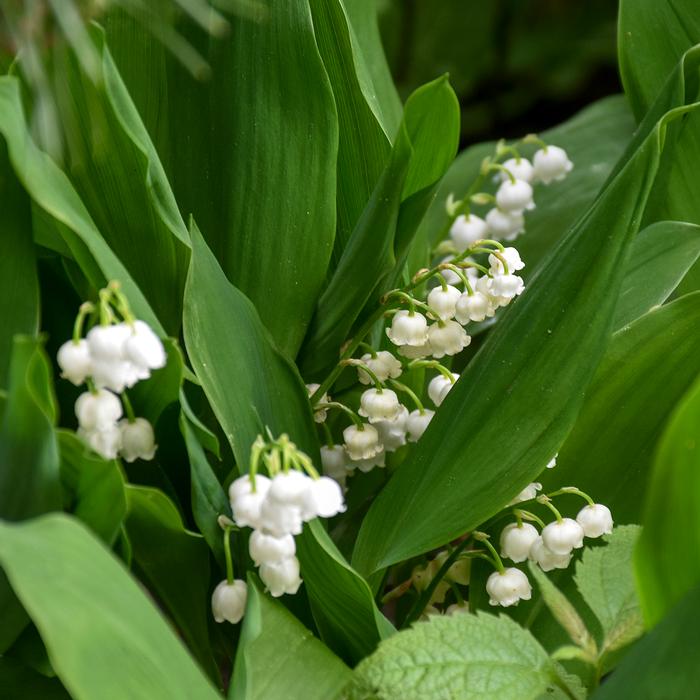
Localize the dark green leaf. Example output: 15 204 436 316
542 293 700 524
635 374 700 627
230 575 352 700
0 657 70 700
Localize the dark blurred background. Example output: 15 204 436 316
378 0 620 146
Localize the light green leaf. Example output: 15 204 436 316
347 612 573 700
352 76 689 575
574 526 644 655
0 514 221 700
0 76 163 333
542 293 700 524
592 584 700 700
528 563 596 655
635 374 700 627
230 575 352 700
614 221 700 328
58 430 126 546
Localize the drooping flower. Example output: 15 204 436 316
211 579 248 624
541 518 585 555
75 390 123 432
485 208 525 241
449 214 488 251
488 247 525 275
374 405 409 452
454 291 491 324
118 417 157 462
576 504 613 538
406 409 435 442
529 536 572 572
248 530 296 566
386 310 429 347
358 388 402 423
306 383 329 423
57 339 92 386
495 179 535 214
427 284 462 321
508 482 542 505
427 373 459 407
259 556 303 597
499 523 540 563
532 145 573 184
427 321 471 358
357 351 402 385
486 567 532 607
343 424 383 461
301 477 346 519
499 157 534 183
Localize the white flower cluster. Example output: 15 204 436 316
57 286 164 461
229 448 345 597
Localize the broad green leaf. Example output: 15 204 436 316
342 0 403 137
614 221 700 328
574 526 643 655
308 0 391 260
0 657 70 700
347 612 574 700
124 486 218 683
183 224 390 661
528 564 595 654
0 514 220 700
618 0 700 120
592 584 700 700
58 430 126 546
300 76 460 378
542 293 700 524
45 27 189 333
416 95 636 278
0 147 39 388
0 77 163 334
180 409 229 568
635 375 700 627
0 337 61 651
352 84 685 575
230 576 352 700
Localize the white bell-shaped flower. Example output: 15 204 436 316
320 445 349 484
398 341 433 360
455 291 491 324
500 157 534 183
495 179 535 214
475 275 503 312
78 424 122 460
57 340 92 386
508 482 542 506
259 498 303 537
427 285 462 321
488 274 525 300
124 321 166 373
259 556 302 597
91 358 143 394
489 247 525 275
439 257 462 285
229 475 272 530
529 536 572 572
374 405 409 452
343 424 383 460
541 518 585 555
268 470 312 508
406 408 435 442
576 504 613 538
547 455 557 469
386 310 429 347
118 418 156 462
357 351 402 385
449 214 488 251
349 450 386 473
427 321 470 358
358 388 401 423
211 579 248 624
499 523 539 563
533 145 573 184
485 208 525 241
75 389 123 431
486 567 532 607
306 383 330 423
86 323 131 362
301 477 346 519
428 373 459 407
249 529 296 566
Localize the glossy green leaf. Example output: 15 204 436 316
308 0 391 260
352 86 683 575
46 26 189 333
618 0 700 120
542 293 700 524
230 575 352 700
58 430 126 546
416 95 636 278
347 612 576 700
183 224 390 661
574 526 643 655
0 77 163 333
635 374 700 627
592 584 700 700
614 221 700 328
0 514 221 700
0 148 39 388
124 485 217 682
300 76 460 378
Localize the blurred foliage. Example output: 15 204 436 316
378 0 620 144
